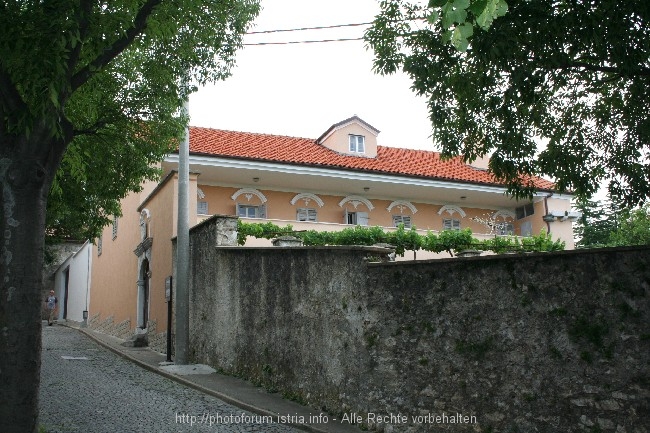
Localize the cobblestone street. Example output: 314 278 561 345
39 325 301 433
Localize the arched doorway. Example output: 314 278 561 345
137 258 150 329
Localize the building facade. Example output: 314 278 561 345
88 116 578 347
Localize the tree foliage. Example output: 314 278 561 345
574 198 621 248
609 206 650 246
576 198 650 247
2 0 260 241
0 2 260 431
366 0 650 206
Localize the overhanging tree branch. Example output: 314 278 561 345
66 0 94 92
554 61 650 77
70 0 163 92
0 67 28 126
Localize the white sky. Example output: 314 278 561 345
189 0 434 150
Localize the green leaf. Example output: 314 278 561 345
469 0 489 16
427 10 440 24
458 22 474 38
451 24 472 51
452 0 471 10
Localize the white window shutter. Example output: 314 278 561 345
357 212 369 226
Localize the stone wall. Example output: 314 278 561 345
88 313 132 340
185 217 649 432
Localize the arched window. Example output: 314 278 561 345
231 188 267 219
438 205 465 231
339 196 374 226
291 193 324 222
387 200 418 228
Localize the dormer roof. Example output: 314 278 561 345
316 115 380 144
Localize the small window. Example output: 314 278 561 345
112 216 118 240
442 218 461 231
495 222 514 236
349 135 365 153
345 210 369 226
516 203 535 220
297 208 317 222
392 215 412 228
520 221 533 237
237 204 266 219
97 236 103 256
197 201 209 215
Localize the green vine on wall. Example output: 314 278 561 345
237 221 565 256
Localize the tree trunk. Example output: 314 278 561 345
0 154 53 432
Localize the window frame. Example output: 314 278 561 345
237 203 266 219
344 210 369 226
197 201 209 215
348 134 365 154
515 203 535 220
112 216 118 240
520 221 533 237
495 222 515 236
296 207 317 222
392 214 412 228
442 218 461 231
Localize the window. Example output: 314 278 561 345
349 135 365 153
97 236 103 256
392 215 412 228
197 201 209 215
520 221 533 237
495 222 514 236
297 208 317 222
237 204 266 219
442 218 461 231
344 210 369 226
112 216 118 240
516 203 535 220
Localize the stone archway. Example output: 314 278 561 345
134 208 152 330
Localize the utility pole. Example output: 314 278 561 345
175 96 190 365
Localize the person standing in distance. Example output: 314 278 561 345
45 290 58 326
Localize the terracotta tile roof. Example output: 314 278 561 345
189 126 556 190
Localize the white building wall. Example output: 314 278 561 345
53 241 92 323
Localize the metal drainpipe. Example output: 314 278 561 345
544 193 553 234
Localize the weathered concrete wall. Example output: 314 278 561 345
187 218 649 433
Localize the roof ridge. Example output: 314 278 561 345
376 144 442 157
192 125 447 156
190 125 315 142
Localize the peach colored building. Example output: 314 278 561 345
89 116 578 346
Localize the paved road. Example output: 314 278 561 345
39 325 301 433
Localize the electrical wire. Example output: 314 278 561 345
247 22 373 35
243 37 364 46
243 18 422 46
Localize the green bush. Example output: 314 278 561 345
236 221 565 256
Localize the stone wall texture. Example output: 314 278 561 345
186 218 649 433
